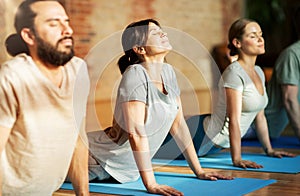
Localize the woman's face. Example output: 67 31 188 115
144 22 172 56
239 22 265 56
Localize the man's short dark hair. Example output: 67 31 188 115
5 0 66 56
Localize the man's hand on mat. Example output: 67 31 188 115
147 183 184 196
233 159 263 169
196 172 234 181
267 150 296 158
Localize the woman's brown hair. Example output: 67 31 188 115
227 18 255 56
118 19 160 74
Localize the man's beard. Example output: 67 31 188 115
36 35 74 67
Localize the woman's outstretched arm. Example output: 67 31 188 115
225 88 263 169
170 97 233 180
122 101 183 196
255 110 295 157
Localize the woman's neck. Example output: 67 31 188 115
237 54 257 71
144 53 165 64
143 61 163 81
142 54 165 80
142 59 167 95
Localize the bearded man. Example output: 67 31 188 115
0 1 90 195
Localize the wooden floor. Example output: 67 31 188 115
54 146 300 196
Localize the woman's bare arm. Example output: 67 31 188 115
122 101 183 196
225 88 262 168
170 97 233 180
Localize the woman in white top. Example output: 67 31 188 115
195 18 295 168
88 19 232 196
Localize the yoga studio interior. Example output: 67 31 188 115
1 0 299 195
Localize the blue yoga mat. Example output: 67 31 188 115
242 136 300 149
61 172 276 195
152 153 300 174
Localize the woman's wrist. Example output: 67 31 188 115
264 147 274 155
232 154 242 164
195 169 205 178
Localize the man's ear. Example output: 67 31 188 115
232 38 241 49
20 28 35 46
132 46 146 55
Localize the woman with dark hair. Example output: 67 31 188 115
87 19 232 195
176 18 294 169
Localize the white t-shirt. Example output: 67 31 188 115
88 63 180 183
0 54 90 195
204 61 268 148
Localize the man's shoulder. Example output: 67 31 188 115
66 56 88 73
70 56 85 64
275 41 300 67
282 40 300 54
0 53 32 74
67 56 86 68
290 40 300 48
1 53 30 66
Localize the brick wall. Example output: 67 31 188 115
64 0 96 58
1 0 244 65
61 0 243 60
1 0 243 130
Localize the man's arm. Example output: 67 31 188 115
0 126 12 195
281 84 300 139
67 119 89 196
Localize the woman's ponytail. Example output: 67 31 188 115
117 49 139 74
